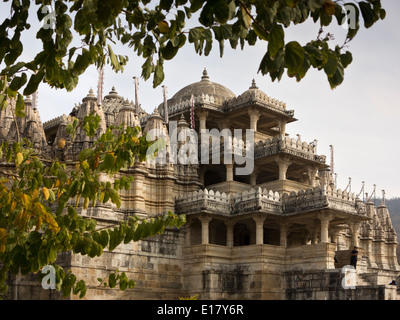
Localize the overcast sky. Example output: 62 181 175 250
2 0 399 198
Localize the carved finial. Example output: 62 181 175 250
201 68 209 81
250 79 258 89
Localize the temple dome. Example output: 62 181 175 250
168 68 236 106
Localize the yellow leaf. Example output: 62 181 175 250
241 6 251 29
83 197 89 209
15 152 23 166
35 217 43 231
32 189 39 200
34 202 60 233
43 187 50 200
21 194 32 210
0 227 6 240
158 21 169 33
131 137 139 144
57 138 66 149
14 209 23 227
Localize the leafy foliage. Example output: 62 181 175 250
0 0 386 110
0 114 186 298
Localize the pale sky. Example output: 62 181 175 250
2 0 399 198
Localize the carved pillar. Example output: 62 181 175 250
248 108 260 132
307 167 318 187
277 119 287 139
253 215 265 245
276 156 291 180
199 215 212 245
250 168 260 186
349 221 361 248
280 223 289 247
226 163 233 182
225 220 235 247
197 110 209 132
318 213 333 243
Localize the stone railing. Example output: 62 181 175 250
175 189 231 215
255 136 326 163
176 186 363 216
223 89 288 114
169 94 224 116
282 186 359 214
175 187 281 216
198 135 324 163
232 187 282 215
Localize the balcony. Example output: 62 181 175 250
175 186 364 217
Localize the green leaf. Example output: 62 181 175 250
359 1 375 28
268 24 284 58
285 41 304 76
153 61 164 88
23 69 44 96
9 73 27 91
340 51 353 68
160 41 179 60
79 148 94 161
307 0 325 11
103 153 116 170
15 93 25 118
323 51 338 77
108 273 117 288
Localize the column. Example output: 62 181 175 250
277 119 287 139
318 213 333 243
253 215 265 245
225 220 235 247
307 167 318 187
185 220 193 246
248 108 260 132
226 163 233 182
250 168 259 186
349 221 361 248
276 157 291 180
199 215 212 245
197 110 209 132
280 223 289 247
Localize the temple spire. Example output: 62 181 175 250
133 76 139 114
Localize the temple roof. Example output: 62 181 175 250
168 68 236 107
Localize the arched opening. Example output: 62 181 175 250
233 220 256 246
190 219 202 245
234 223 250 246
263 227 280 245
209 219 227 246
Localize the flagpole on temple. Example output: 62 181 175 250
133 76 139 114
190 94 195 129
162 85 168 124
